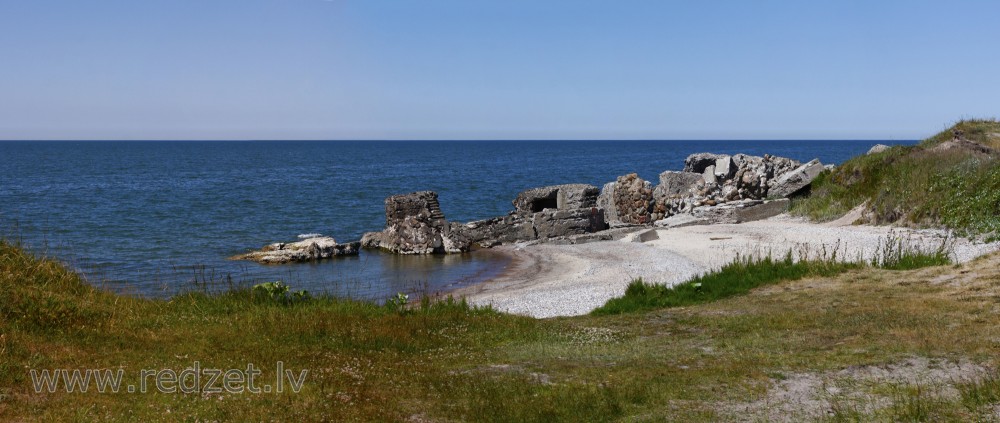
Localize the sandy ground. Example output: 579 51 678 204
457 214 1000 318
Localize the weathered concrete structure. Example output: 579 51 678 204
232 237 360 264
362 191 471 254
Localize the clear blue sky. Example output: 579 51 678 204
1 0 998 140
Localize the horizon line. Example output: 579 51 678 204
0 138 919 142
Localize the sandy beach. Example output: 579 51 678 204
459 213 1000 318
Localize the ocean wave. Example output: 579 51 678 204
298 233 323 239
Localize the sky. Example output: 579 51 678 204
0 0 998 140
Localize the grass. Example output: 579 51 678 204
593 239 950 316
792 119 1000 239
959 372 1000 413
923 118 1000 150
5 237 996 421
592 253 860 315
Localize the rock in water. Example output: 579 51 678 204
232 236 360 264
360 231 384 249
375 191 470 254
458 184 607 245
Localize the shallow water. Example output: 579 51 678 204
0 140 912 300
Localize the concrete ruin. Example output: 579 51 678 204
281 151 828 257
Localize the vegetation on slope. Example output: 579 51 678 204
4 240 998 421
792 119 1000 239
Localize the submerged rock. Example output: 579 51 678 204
232 236 360 264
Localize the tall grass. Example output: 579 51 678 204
0 239 115 331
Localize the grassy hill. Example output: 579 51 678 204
3 237 1000 421
792 119 1000 240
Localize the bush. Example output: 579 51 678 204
251 281 310 304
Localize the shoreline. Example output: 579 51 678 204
456 213 1000 318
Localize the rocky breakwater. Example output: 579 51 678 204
232 236 360 264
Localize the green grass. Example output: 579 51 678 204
0 239 625 421
792 119 1000 239
959 372 1000 414
592 253 860 315
592 241 950 316
4 240 1000 421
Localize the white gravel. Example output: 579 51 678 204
458 214 1000 318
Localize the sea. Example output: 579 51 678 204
0 140 914 301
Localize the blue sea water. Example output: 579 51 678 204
0 140 913 300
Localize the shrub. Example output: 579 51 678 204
251 281 310 304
